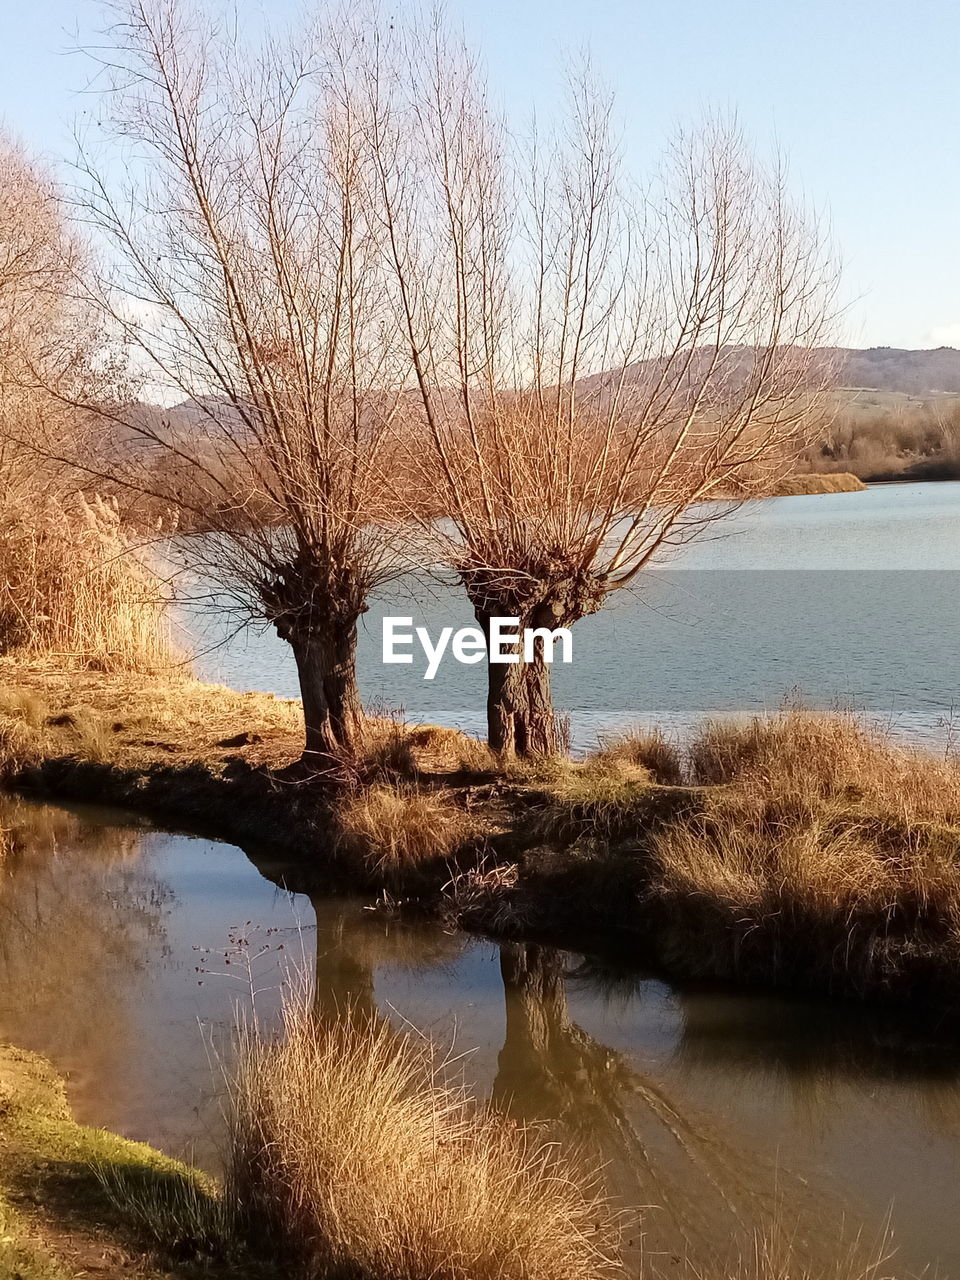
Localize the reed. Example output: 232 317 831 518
0 493 177 673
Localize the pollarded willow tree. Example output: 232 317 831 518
368 24 839 756
67 0 422 760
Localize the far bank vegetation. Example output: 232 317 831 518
805 392 960 482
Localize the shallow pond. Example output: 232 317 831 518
186 481 960 750
3 792 960 1274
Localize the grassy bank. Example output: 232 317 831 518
710 472 867 500
0 661 500 878
0 1043 257 1280
1 1027 614 1280
3 662 960 1009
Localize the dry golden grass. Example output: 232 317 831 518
0 716 45 780
0 661 306 777
590 726 684 786
359 719 498 781
0 494 178 673
335 782 478 879
688 706 960 824
0 689 48 730
524 752 662 845
225 998 620 1280
407 723 499 774
650 708 960 996
767 472 866 496
673 1223 900 1280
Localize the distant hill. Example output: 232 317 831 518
131 348 960 425
837 347 960 396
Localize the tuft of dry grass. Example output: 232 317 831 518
225 998 620 1280
353 719 497 785
527 754 658 844
407 724 499 774
0 717 44 780
649 707 960 998
335 782 478 880
672 1221 900 1280
590 726 684 786
0 688 48 730
359 719 419 780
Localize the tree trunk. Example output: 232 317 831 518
263 554 367 766
477 608 565 759
287 617 363 763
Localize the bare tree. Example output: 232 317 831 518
64 0 419 760
369 23 839 756
0 134 148 662
0 134 100 497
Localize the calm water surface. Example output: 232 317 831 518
3 793 960 1275
186 482 960 749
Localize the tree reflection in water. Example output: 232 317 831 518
493 943 837 1270
0 793 172 1107
309 894 467 1024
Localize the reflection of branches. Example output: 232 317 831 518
492 943 822 1265
0 794 172 1096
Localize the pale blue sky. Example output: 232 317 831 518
2 0 956 349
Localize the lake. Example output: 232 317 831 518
3 791 960 1275
186 482 960 750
